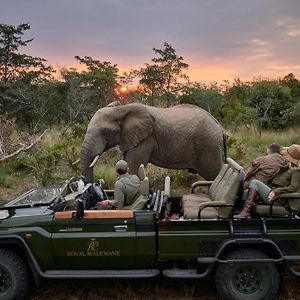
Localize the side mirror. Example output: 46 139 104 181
75 199 84 219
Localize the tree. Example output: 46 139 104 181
245 81 293 136
220 78 249 125
138 64 165 105
0 22 52 82
281 73 300 102
59 68 93 135
74 56 119 106
137 42 189 106
179 82 223 116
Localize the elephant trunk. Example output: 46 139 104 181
80 140 105 183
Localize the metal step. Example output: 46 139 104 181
43 269 160 279
163 268 212 279
197 257 216 264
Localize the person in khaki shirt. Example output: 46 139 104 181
101 160 140 209
244 143 287 189
235 144 300 219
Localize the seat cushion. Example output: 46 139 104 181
289 198 300 210
255 205 288 216
200 207 218 219
182 193 211 204
182 194 212 219
184 206 218 219
125 195 147 210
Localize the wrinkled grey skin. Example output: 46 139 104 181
81 103 226 182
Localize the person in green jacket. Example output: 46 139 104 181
100 160 140 209
234 144 300 219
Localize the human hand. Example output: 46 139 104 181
268 191 276 202
100 200 111 207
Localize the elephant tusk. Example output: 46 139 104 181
72 159 80 165
89 155 100 168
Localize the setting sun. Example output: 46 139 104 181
119 86 128 93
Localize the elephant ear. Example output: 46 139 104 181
119 104 154 152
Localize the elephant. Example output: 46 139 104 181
81 102 226 183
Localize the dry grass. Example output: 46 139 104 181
26 277 300 300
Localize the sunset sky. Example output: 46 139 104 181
1 0 300 83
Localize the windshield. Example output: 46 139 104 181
4 186 62 207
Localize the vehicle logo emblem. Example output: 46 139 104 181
88 238 99 251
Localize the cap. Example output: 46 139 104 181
115 160 128 171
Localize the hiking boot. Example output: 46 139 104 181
234 188 259 219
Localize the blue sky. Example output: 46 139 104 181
1 0 299 82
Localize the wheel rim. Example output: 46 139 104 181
0 267 10 294
232 266 262 294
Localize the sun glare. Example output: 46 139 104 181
119 86 128 93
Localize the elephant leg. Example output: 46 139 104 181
197 147 223 180
124 138 154 175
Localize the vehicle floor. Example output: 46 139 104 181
26 277 299 300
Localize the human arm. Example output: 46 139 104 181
244 158 261 182
272 169 300 196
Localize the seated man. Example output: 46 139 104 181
244 143 287 189
100 160 141 209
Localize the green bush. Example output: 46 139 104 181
227 135 246 161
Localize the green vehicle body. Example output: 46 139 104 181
1 173 300 300
1 202 300 274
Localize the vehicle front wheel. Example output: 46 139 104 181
0 249 30 300
215 248 279 300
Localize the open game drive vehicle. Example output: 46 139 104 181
1 158 300 300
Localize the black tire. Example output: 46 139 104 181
0 249 30 300
215 248 279 300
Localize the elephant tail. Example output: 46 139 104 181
223 133 228 163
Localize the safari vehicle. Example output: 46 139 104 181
1 158 300 300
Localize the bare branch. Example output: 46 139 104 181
0 129 47 163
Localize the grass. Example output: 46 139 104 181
227 126 300 166
26 277 300 300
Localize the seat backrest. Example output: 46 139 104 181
209 164 229 199
138 164 146 181
211 168 233 201
126 177 149 210
164 176 171 198
216 171 240 218
216 158 244 218
140 177 149 196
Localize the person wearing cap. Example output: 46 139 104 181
244 143 287 189
100 160 140 209
234 144 300 219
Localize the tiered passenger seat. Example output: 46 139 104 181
182 158 244 219
255 186 300 216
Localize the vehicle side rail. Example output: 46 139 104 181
44 269 159 278
198 257 284 264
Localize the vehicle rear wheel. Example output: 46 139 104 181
215 248 279 300
0 249 30 300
